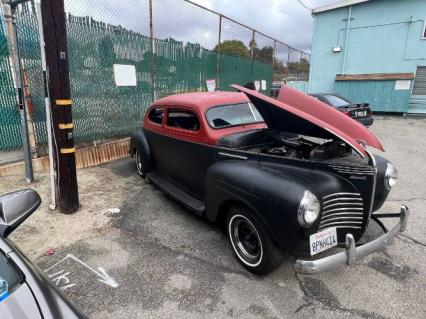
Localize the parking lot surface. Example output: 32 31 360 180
1 116 426 318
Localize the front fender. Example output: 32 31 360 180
129 130 152 174
205 160 352 250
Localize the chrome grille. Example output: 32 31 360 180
319 192 364 230
329 165 374 175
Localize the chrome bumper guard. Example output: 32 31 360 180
294 205 409 274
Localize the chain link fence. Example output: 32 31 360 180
0 0 310 155
0 11 22 152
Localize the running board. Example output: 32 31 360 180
146 173 205 215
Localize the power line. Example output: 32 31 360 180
297 0 312 11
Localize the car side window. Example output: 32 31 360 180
148 108 164 125
167 109 200 131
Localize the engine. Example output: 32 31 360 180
260 137 352 160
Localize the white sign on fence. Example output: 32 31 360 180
113 64 137 87
206 79 216 92
261 80 266 91
254 81 260 91
394 80 411 90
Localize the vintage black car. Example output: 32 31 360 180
0 190 85 318
129 85 408 275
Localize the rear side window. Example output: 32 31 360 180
167 109 200 131
148 108 164 124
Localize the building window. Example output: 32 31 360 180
423 20 426 39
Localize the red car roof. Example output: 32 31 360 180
152 91 249 112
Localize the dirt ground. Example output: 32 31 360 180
1 116 426 318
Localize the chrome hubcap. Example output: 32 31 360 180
229 214 263 267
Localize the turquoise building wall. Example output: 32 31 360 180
309 0 426 112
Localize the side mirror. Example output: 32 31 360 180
0 189 41 238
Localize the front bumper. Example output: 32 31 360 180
294 205 409 274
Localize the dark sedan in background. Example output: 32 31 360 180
310 93 373 127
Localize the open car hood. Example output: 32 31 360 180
231 85 384 157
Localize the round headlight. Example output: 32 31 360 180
298 190 320 227
385 163 398 190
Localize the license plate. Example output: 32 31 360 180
309 227 338 256
356 111 366 117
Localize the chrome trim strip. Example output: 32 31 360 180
295 205 409 274
323 202 363 210
331 167 374 172
323 198 363 205
320 220 363 227
218 152 248 160
322 213 364 219
320 216 363 224
321 213 364 219
323 207 363 214
323 192 360 199
336 171 374 175
330 164 372 169
333 226 362 230
364 149 377 217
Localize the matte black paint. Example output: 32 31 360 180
130 128 390 254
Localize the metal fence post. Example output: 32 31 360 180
272 40 276 68
271 39 276 80
215 14 222 90
149 0 156 101
297 51 303 80
2 1 34 183
286 47 291 79
249 29 255 61
249 29 255 78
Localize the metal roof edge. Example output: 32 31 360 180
313 0 370 14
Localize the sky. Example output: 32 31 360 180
65 0 338 53
190 0 337 52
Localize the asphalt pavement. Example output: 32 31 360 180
4 115 426 318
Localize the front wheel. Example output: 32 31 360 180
227 206 284 275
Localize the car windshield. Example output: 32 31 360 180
206 102 264 128
324 94 351 107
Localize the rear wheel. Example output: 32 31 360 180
226 206 284 275
135 149 145 178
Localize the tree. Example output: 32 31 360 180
214 40 249 58
253 46 274 64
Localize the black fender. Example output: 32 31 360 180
205 160 356 251
129 130 153 174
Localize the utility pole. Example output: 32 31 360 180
40 0 79 213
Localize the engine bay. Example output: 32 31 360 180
258 137 352 160
218 129 353 161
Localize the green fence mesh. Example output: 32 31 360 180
0 17 22 150
1 2 307 153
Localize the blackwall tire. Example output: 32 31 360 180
227 206 284 275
